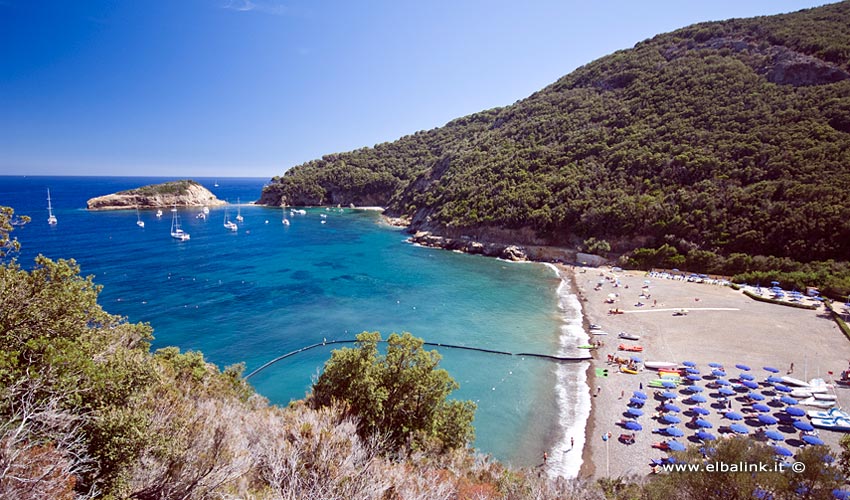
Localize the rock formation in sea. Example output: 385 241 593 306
86 180 226 210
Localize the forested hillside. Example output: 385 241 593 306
258 2 850 276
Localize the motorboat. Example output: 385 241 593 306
645 361 679 371
589 324 602 330
799 397 835 409
618 332 640 341
156 209 163 218
808 407 850 419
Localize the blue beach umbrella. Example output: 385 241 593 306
764 430 785 441
774 446 794 457
682 361 696 367
696 430 716 441
739 373 755 381
686 374 702 381
686 385 703 393
767 376 783 384
786 407 806 417
686 367 700 375
833 490 850 500
633 391 648 400
629 397 645 406
742 380 759 389
627 408 644 417
794 421 815 432
729 423 750 434
624 421 643 431
758 414 779 425
689 394 708 404
662 414 682 424
780 396 799 405
667 440 687 452
715 379 731 386
692 407 710 415
631 356 643 363
747 392 766 401
712 370 727 377
666 427 685 437
661 391 678 399
718 387 735 396
663 403 682 413
725 411 744 421
736 364 752 371
708 362 723 368
764 366 780 373
752 403 771 413
775 384 792 393
695 419 713 428
661 380 677 389
802 435 825 446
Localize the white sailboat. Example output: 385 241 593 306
282 206 290 225
136 207 145 228
223 204 238 232
46 189 57 225
170 206 190 241
236 198 244 223
156 209 163 218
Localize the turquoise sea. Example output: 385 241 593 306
1 175 590 475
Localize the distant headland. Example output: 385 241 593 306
86 180 225 210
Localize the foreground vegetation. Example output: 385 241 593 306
258 2 850 296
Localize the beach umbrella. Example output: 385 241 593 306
786 407 805 417
739 373 755 381
630 356 643 363
667 440 686 452
661 391 678 399
758 414 779 425
695 419 713 428
771 281 780 285
802 435 825 446
686 367 700 375
730 424 750 434
633 391 648 400
764 366 780 373
725 411 744 421
712 370 727 377
833 490 850 500
682 361 696 367
767 376 783 384
624 421 642 431
775 384 792 393
742 380 759 389
752 403 771 413
686 385 703 393
692 407 710 416
736 364 752 371
708 362 723 368
689 394 708 403
747 392 766 401
774 446 794 457
661 380 677 389
718 387 735 396
764 430 785 441
627 408 644 417
686 374 702 381
663 403 681 413
780 396 798 405
662 414 682 424
696 430 716 441
794 421 815 432
629 397 645 406
715 379 731 386
665 427 685 437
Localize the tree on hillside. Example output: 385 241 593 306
311 331 476 454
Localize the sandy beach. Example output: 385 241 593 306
566 266 850 479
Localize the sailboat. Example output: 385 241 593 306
223 204 238 232
282 206 290 226
156 209 163 218
170 205 190 241
46 189 57 225
136 207 145 228
236 198 244 223
214 179 219 187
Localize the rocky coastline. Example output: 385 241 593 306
87 180 225 210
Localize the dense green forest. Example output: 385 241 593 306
258 2 850 294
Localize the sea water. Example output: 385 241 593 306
0 175 589 474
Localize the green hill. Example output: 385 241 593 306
258 2 850 269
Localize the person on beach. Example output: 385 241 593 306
571 437 575 449
543 451 548 464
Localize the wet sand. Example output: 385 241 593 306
569 266 850 479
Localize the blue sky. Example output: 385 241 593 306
0 0 834 178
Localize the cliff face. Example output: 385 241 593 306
86 180 226 210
